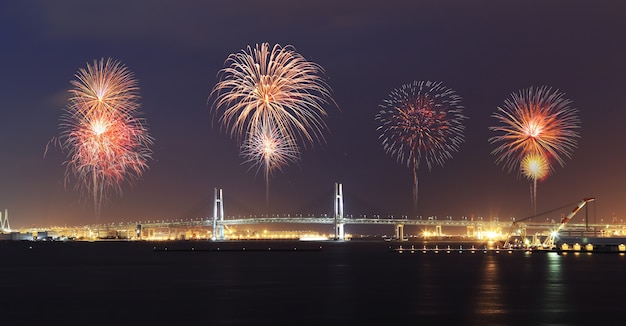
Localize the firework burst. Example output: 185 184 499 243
521 152 549 181
59 58 153 218
240 122 300 205
210 43 335 204
489 86 580 212
489 86 580 174
210 42 334 148
521 152 549 214
375 80 467 211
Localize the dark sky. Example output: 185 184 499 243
2 1 625 228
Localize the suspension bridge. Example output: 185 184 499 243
210 183 514 241
3 183 623 243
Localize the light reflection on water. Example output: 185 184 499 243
543 252 567 313
397 244 626 325
472 254 504 316
2 240 626 324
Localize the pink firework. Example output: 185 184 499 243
60 58 153 218
240 122 300 205
376 81 467 212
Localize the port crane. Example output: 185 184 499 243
540 197 595 249
504 197 595 250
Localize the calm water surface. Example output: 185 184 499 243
1 240 625 325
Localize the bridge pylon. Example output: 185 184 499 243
334 182 345 240
212 188 224 240
0 209 9 232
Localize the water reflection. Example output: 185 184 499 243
542 252 567 313
471 255 504 320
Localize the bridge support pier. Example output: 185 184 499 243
335 224 345 241
395 224 405 241
466 225 474 238
436 225 442 237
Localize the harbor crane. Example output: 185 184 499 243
504 197 595 250
540 197 595 249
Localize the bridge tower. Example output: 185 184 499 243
0 209 9 232
212 188 225 240
334 182 345 240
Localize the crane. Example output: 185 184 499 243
503 197 595 250
540 197 595 249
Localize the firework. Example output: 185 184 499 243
240 122 301 205
59 58 153 218
210 42 334 148
375 80 467 211
67 58 140 117
521 152 549 181
489 86 580 212
489 86 580 174
210 43 334 205
521 152 549 214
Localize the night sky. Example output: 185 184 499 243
2 1 625 228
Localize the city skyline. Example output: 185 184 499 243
1 1 625 228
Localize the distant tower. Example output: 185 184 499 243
212 188 224 240
334 183 344 240
0 209 9 231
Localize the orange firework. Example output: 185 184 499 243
489 86 580 174
521 152 549 181
210 43 335 205
210 42 334 148
60 58 153 218
490 86 580 213
521 152 549 214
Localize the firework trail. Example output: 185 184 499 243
59 58 153 218
240 122 301 205
210 43 335 203
521 152 549 215
489 86 580 212
375 80 467 211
